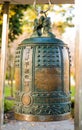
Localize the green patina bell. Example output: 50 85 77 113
14 11 71 121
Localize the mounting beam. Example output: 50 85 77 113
0 0 74 4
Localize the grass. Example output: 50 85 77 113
4 84 15 113
71 85 75 100
4 86 11 97
4 99 15 113
70 85 75 118
4 85 15 97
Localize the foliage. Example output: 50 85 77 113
71 97 75 118
0 4 75 44
4 99 14 113
51 4 75 35
4 86 11 97
21 5 36 34
4 85 15 112
22 4 75 38
71 85 75 118
0 5 30 44
4 84 15 97
71 85 75 99
8 5 29 42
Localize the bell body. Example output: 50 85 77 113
15 37 71 121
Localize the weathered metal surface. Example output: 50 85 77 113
14 12 71 121
15 112 71 122
14 36 71 121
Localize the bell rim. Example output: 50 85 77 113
15 112 71 122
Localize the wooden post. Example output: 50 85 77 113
75 0 82 130
0 2 9 128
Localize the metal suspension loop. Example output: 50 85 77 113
33 0 51 14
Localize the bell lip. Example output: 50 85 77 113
14 112 71 122
20 37 67 46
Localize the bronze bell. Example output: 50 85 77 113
14 11 71 121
